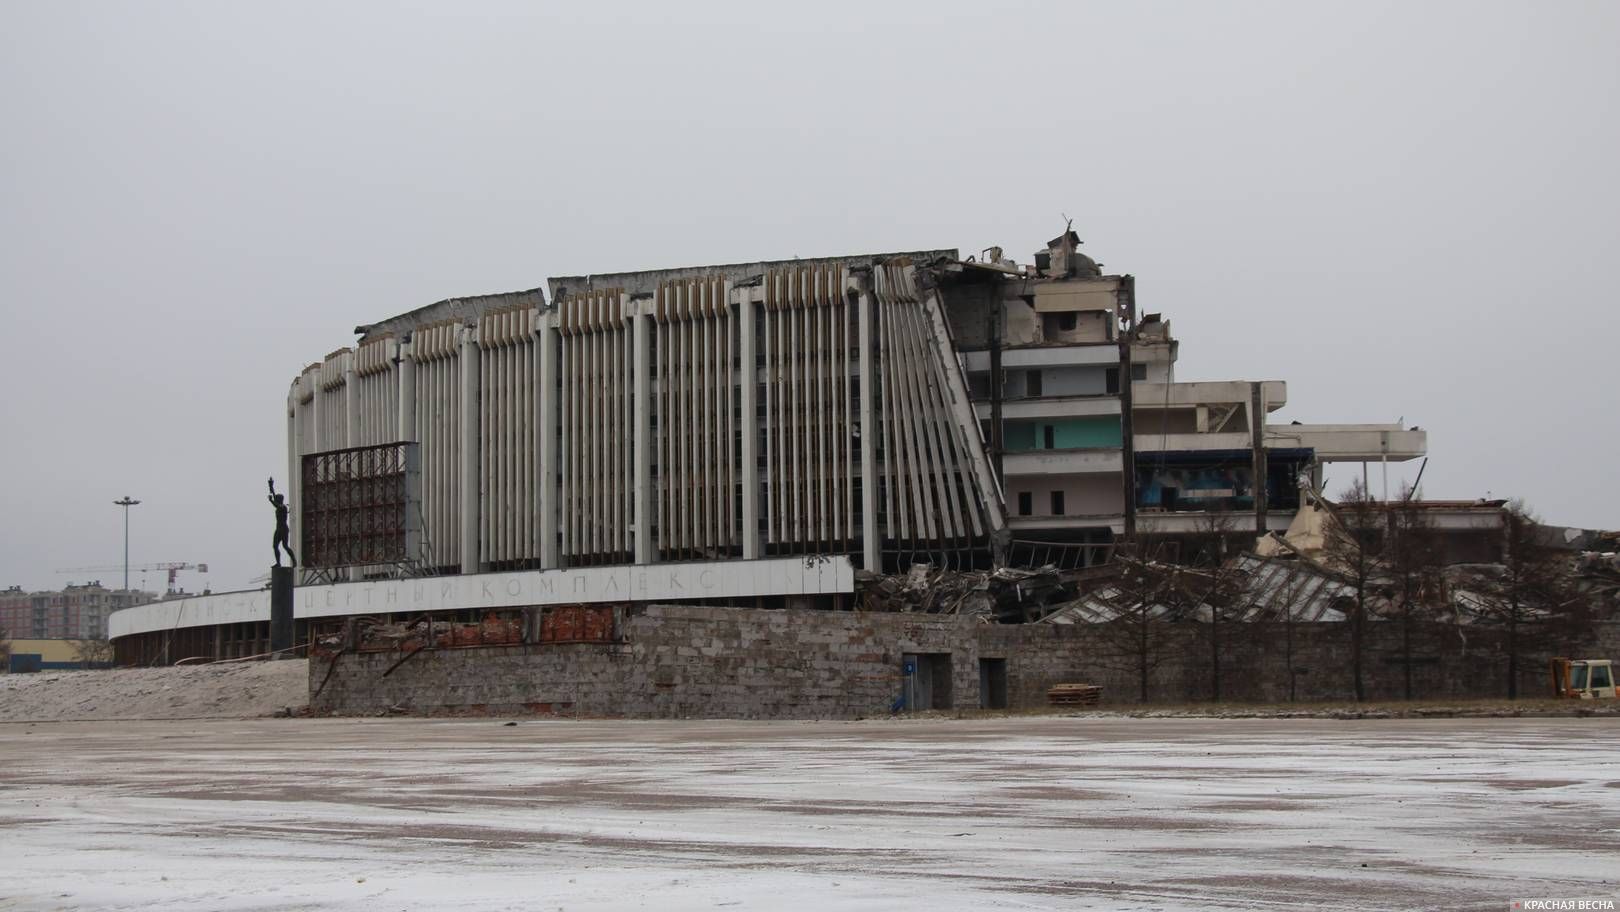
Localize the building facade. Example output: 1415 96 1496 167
114 229 1434 689
0 583 153 641
284 233 1424 580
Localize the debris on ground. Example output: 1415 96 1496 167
1047 683 1103 706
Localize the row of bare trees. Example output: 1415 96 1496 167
1092 484 1597 703
1327 480 1593 700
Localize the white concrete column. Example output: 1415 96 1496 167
398 342 416 442
342 357 362 580
921 289 1005 532
739 287 760 559
310 375 323 453
857 288 879 571
459 326 482 575
286 391 299 571
343 360 358 449
537 313 559 569
632 300 654 563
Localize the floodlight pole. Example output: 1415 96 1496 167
113 496 141 595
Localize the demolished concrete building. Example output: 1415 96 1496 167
284 230 1425 581
122 229 1609 714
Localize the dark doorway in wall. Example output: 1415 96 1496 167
1050 491 1065 515
902 652 954 710
1018 492 1033 516
979 658 1008 709
1026 370 1043 397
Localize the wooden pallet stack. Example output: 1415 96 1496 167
1047 683 1103 706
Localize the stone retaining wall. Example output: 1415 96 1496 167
309 605 1620 718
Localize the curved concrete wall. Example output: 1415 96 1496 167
110 556 855 640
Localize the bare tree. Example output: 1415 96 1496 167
1465 503 1591 699
1382 486 1443 700
72 638 114 668
1320 478 1381 702
1095 540 1183 703
1251 556 1324 703
1176 513 1252 702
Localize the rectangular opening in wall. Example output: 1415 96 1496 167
1050 491 1065 515
979 658 1008 710
924 653 953 709
902 652 954 711
1017 492 1032 516
1026 370 1043 397
1105 367 1120 394
1042 425 1055 449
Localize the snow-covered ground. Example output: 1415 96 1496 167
0 716 1615 910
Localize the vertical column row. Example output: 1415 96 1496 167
559 290 631 566
352 336 398 447
871 260 1003 561
316 349 352 451
762 265 853 555
652 277 737 560
478 307 540 569
410 321 462 572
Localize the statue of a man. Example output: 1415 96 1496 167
268 478 297 567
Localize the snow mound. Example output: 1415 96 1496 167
0 660 307 723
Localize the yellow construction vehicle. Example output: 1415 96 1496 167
1550 658 1617 699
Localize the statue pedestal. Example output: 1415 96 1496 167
270 566 294 656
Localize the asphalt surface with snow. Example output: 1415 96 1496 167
0 716 1615 910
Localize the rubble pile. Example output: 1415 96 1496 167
856 563 1081 622
1577 548 1620 612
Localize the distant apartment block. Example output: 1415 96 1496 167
0 583 154 641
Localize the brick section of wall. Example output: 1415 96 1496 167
309 605 1620 718
310 606 1046 719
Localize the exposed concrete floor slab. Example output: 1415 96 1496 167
0 716 1616 910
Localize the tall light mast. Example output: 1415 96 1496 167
113 496 141 595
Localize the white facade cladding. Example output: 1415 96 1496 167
352 335 398 447
871 260 1003 563
760 267 851 558
288 237 1430 584
559 289 632 567
410 321 464 571
316 349 352 450
479 306 540 569
286 252 1008 579
655 277 739 562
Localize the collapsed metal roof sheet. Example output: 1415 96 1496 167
1040 554 1355 625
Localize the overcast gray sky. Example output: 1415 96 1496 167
2 1 1616 595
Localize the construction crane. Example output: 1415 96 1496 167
56 562 209 595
